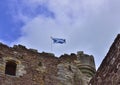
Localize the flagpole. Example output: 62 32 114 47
50 36 53 52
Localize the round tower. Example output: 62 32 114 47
77 51 96 84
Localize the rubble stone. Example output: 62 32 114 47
0 43 96 85
89 34 120 85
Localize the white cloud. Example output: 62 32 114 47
10 0 120 68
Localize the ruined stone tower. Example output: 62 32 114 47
0 43 96 85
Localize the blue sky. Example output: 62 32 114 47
0 0 21 43
0 0 120 69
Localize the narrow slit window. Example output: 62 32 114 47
5 61 17 76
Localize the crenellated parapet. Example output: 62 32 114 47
0 42 96 85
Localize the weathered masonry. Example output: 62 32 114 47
1 34 120 85
0 43 96 85
89 34 120 85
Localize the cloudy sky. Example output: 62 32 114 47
0 0 120 68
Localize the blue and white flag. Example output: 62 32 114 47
51 37 66 44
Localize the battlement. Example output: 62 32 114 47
77 51 95 69
0 42 96 85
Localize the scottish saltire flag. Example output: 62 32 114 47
51 37 66 44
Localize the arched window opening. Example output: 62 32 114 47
5 61 17 76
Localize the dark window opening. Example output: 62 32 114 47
5 61 17 76
38 62 42 66
68 65 73 72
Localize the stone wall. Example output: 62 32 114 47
89 34 120 85
0 43 96 85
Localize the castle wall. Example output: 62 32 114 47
89 34 120 85
0 43 96 85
